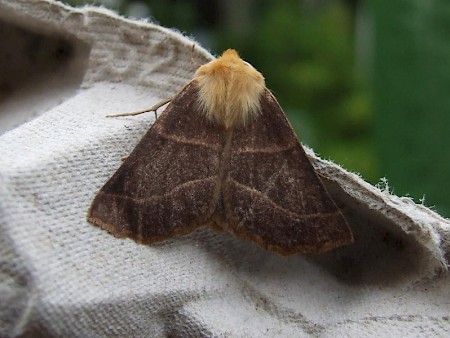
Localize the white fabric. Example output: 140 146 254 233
0 1 449 337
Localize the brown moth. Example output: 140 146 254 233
88 49 354 255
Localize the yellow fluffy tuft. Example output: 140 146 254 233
194 49 266 129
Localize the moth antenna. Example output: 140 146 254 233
190 44 202 69
106 97 173 119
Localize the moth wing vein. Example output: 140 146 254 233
228 179 341 220
157 131 220 150
97 176 217 203
235 141 298 154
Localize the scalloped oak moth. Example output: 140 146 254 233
87 49 354 255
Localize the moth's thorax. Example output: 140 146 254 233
194 49 265 129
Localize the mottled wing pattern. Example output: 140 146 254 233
88 82 221 243
225 89 353 254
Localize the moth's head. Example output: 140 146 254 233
194 49 266 129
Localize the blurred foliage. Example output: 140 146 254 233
372 0 450 216
63 0 450 216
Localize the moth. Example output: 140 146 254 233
88 49 354 255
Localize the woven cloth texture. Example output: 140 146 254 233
0 1 449 337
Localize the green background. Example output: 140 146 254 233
65 0 450 217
